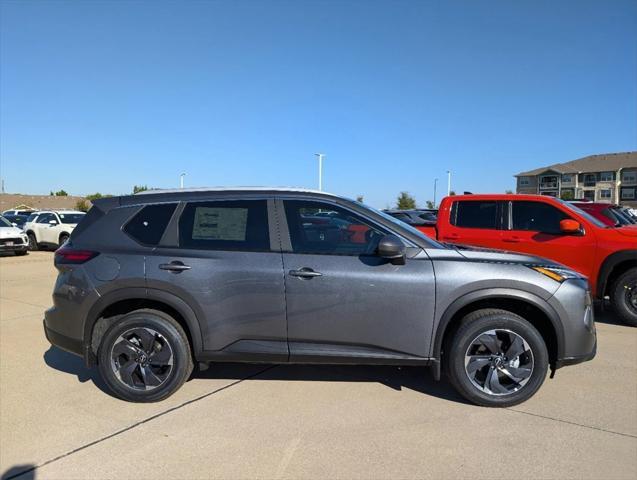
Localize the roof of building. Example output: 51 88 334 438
515 151 637 177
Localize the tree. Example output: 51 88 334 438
356 195 364 203
54 189 68 196
505 189 513 194
396 191 416 209
425 200 435 209
449 190 456 196
133 185 148 194
86 193 103 201
74 199 90 212
560 190 574 200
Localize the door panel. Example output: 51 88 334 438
283 253 436 359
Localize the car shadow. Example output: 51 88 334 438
1 464 36 480
43 346 111 395
594 303 625 326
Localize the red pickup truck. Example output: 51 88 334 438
419 194 637 326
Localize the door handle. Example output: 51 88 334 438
289 268 322 279
159 261 191 273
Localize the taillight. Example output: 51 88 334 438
55 245 99 264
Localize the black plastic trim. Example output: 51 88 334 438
44 322 83 357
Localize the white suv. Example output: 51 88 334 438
24 210 85 250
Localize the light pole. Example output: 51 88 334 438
433 178 438 207
314 153 325 191
447 170 451 196
180 172 186 189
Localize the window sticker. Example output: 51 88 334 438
192 207 248 241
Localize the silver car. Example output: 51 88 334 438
44 188 596 406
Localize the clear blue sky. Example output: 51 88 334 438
1 0 636 208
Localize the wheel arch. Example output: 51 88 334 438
597 250 637 298
83 287 203 366
432 289 564 366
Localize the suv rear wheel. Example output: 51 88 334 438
444 309 548 407
98 309 193 402
610 268 637 327
27 232 39 251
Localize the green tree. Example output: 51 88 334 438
356 195 364 203
86 193 103 201
449 190 456 196
133 185 148 194
425 200 435 209
54 189 68 196
74 199 90 212
396 191 416 209
560 190 574 200
505 189 513 194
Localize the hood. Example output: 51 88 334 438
614 226 637 238
451 243 561 267
0 226 26 238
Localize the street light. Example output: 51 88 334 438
447 170 451 196
180 172 186 189
314 153 325 191
433 178 438 207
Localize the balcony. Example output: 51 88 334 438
539 181 558 189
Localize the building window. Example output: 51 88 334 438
600 172 613 182
623 171 637 184
621 188 636 200
583 190 595 201
598 189 612 200
561 174 573 183
583 174 596 187
519 177 530 186
539 175 558 189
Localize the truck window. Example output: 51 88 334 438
511 201 568 234
451 201 499 229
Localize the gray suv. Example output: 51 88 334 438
44 188 596 407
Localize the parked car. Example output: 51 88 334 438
0 215 29 256
383 209 437 236
44 188 596 406
3 214 29 230
2 209 36 217
570 202 636 227
24 210 85 250
420 194 637 326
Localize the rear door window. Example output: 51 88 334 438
451 201 499 229
124 204 178 246
178 200 270 251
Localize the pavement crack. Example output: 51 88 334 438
506 408 637 439
3 365 278 480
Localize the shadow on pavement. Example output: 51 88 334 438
43 346 111 395
1 464 36 480
195 362 470 404
594 303 624 326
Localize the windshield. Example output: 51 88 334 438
558 200 608 228
355 202 445 248
58 213 85 224
0 216 13 227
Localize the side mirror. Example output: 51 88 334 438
560 219 581 234
377 234 406 264
49 220 58 225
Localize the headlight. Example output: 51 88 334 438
529 265 584 283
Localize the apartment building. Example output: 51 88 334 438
515 151 637 207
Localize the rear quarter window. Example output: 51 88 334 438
124 204 178 246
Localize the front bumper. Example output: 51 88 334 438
555 338 597 368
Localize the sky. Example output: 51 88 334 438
1 0 636 208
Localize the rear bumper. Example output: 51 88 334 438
43 320 83 357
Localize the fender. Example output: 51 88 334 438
596 250 637 298
431 288 565 362
83 287 204 364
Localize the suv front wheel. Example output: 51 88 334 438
444 309 548 407
98 309 194 402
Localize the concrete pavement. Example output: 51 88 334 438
1 251 636 479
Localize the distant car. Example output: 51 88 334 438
3 214 29 230
570 202 636 227
24 210 86 250
2 209 36 217
0 215 29 256
383 209 437 236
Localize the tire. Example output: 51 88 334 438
444 308 549 407
58 234 69 247
98 309 194 402
27 233 39 251
610 268 637 327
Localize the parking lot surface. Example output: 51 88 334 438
1 251 636 479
